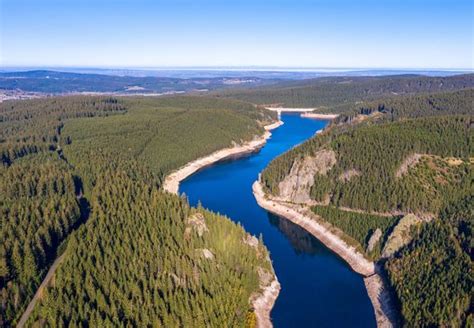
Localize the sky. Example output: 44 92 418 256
1 0 473 69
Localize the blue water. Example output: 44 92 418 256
180 114 376 327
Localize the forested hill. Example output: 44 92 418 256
333 88 474 124
214 73 474 109
259 88 473 326
0 95 277 327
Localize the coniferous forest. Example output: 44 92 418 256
1 73 473 328
0 95 277 327
215 74 474 110
386 196 473 327
259 85 473 327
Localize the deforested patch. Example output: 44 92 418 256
446 157 464 166
199 248 215 260
381 214 422 258
278 149 336 203
395 153 423 178
366 228 382 253
185 213 208 237
338 169 361 182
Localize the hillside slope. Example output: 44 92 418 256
0 95 278 327
216 74 474 110
259 88 473 326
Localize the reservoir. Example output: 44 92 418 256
180 114 376 327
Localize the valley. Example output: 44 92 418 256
1 72 472 328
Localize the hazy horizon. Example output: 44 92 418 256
2 66 471 80
2 65 473 71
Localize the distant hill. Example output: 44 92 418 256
0 70 279 94
3 70 473 98
215 74 474 109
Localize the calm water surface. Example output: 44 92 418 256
180 114 376 327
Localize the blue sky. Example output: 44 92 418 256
1 0 473 68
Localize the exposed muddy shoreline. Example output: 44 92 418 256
252 180 397 327
163 121 283 194
300 112 339 119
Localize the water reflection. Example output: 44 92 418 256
268 213 326 256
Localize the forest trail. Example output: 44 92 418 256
16 253 66 328
17 132 89 328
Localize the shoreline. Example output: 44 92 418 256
253 278 281 328
265 107 316 112
162 120 284 328
300 112 339 119
163 120 283 194
252 181 374 275
252 180 396 327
